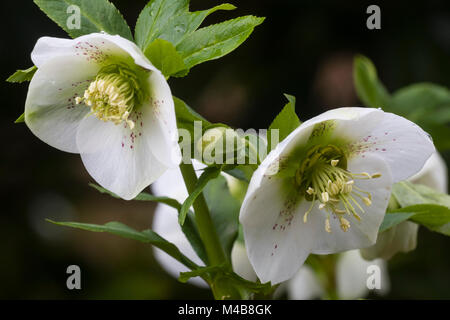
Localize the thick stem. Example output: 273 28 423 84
179 161 227 266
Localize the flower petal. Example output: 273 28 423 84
287 265 324 300
32 33 157 72
361 112 435 182
240 178 317 284
231 242 257 282
25 56 98 153
76 106 168 200
409 152 448 193
336 250 390 299
142 71 181 167
311 153 393 254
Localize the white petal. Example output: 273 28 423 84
231 242 257 282
76 106 168 200
360 221 419 260
143 71 181 167
336 250 390 299
409 152 448 193
246 108 384 198
240 177 317 284
311 153 393 254
32 33 157 72
25 56 98 153
152 198 207 288
361 111 435 182
287 266 324 300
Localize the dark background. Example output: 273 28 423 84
1 0 449 299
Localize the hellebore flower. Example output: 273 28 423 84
361 152 448 260
24 33 180 199
240 107 434 284
151 161 256 286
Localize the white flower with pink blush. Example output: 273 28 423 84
239 107 435 284
24 33 181 200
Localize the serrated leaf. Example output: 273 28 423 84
353 54 390 108
267 94 301 151
176 15 264 71
7 66 37 83
34 0 132 40
47 219 198 269
144 39 185 77
89 183 208 264
179 166 221 225
135 0 236 53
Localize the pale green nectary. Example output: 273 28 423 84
239 107 435 284
24 33 181 200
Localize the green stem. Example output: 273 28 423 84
179 161 227 266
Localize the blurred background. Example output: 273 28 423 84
1 0 449 299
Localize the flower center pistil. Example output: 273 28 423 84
295 145 381 233
76 64 144 129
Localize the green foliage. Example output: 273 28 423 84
381 182 450 236
7 66 37 83
179 166 221 225
176 15 265 71
135 0 263 75
33 0 133 40
204 174 240 259
353 54 450 151
267 94 301 151
353 55 390 108
179 264 274 299
174 96 211 140
15 113 25 124
135 1 236 51
89 183 208 265
47 219 198 269
144 39 186 77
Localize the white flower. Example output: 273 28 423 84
151 161 256 286
24 33 181 200
286 250 389 300
361 152 448 260
239 107 434 284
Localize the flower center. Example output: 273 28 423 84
295 145 381 233
76 64 144 129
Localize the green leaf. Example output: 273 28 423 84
267 94 301 151
179 264 274 299
176 15 264 71
379 212 416 232
204 174 240 258
389 83 450 151
179 166 221 225
392 181 450 208
353 54 390 108
89 183 208 264
47 219 198 269
7 66 37 83
135 0 236 53
383 182 450 236
174 96 210 134
33 0 133 40
144 39 186 77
